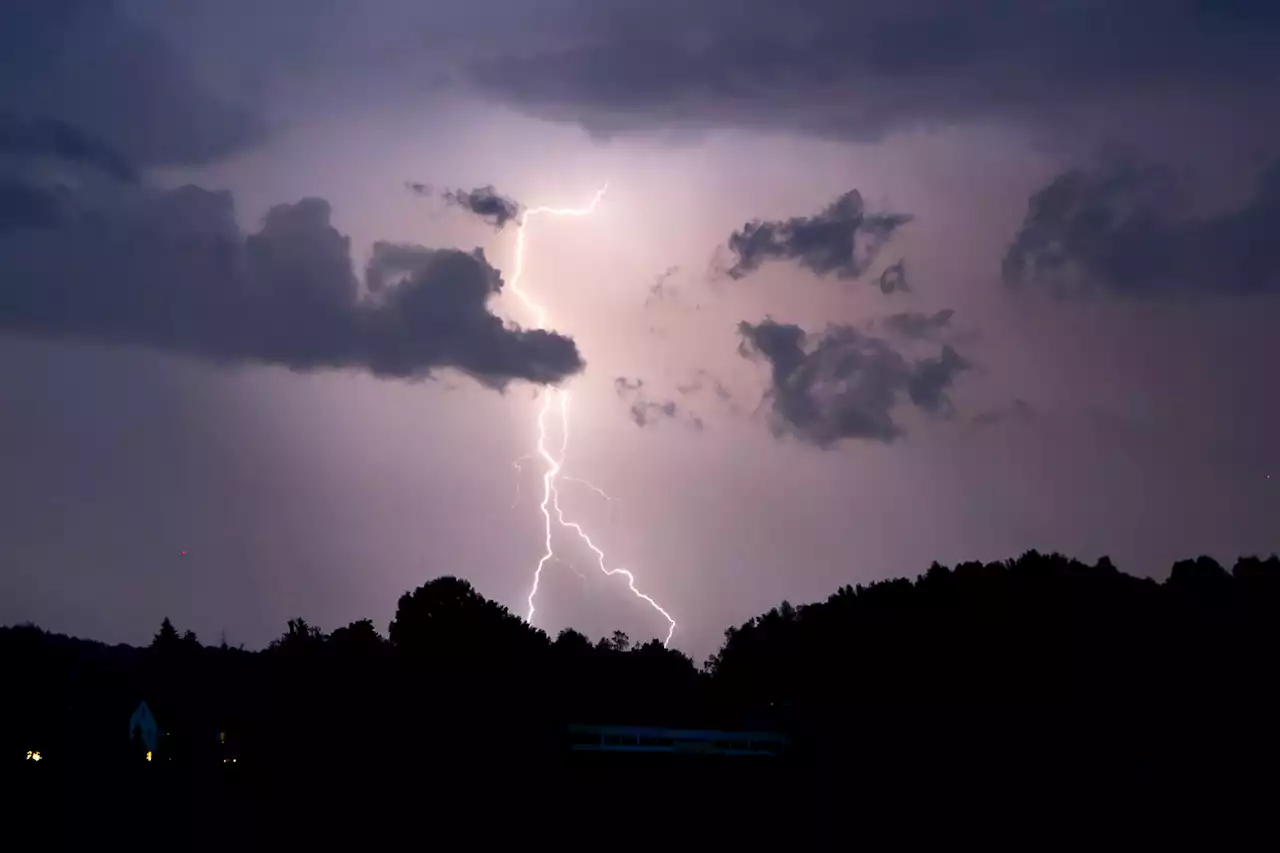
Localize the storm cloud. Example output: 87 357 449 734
723 190 912 281
737 319 968 446
0 185 583 387
1004 156 1280 298
462 0 1280 143
0 115 138 184
442 185 522 230
1 2 262 169
0 181 65 234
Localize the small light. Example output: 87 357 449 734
145 751 152 762
26 750 42 761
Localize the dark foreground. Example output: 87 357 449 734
12 707 1276 850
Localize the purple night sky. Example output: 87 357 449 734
1 0 1277 659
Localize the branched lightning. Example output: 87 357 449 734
507 185 678 647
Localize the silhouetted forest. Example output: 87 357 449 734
5 550 1279 849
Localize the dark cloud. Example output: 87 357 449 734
0 184 583 387
405 181 433 197
0 116 138 184
462 0 1280 143
615 375 705 430
442 185 522 230
0 181 65 234
722 190 911 281
879 308 955 341
613 377 642 394
737 319 967 446
878 260 908 294
644 265 681 306
906 345 970 415
676 369 733 403
1003 156 1280 298
1 2 263 169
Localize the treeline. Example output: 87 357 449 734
5 551 1280 846
6 551 1280 745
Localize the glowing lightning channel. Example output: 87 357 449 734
508 185 678 647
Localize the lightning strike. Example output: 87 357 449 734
508 185 678 647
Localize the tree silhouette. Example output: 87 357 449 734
388 575 541 666
151 617 180 649
269 617 326 655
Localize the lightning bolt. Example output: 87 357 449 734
507 185 678 647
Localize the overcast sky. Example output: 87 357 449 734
2 0 1277 658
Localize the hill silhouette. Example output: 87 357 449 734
4 551 1278 848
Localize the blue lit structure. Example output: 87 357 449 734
565 724 788 756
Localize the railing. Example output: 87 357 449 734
565 724 788 756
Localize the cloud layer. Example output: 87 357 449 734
1 2 262 169
0 183 583 386
0 115 139 184
738 319 968 446
461 0 1280 143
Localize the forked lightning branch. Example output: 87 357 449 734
505 186 678 647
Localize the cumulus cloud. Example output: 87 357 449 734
460 0 1280 144
1 2 262 169
0 184 583 387
737 319 968 446
722 190 911 281
1004 156 1280 298
441 185 522 230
